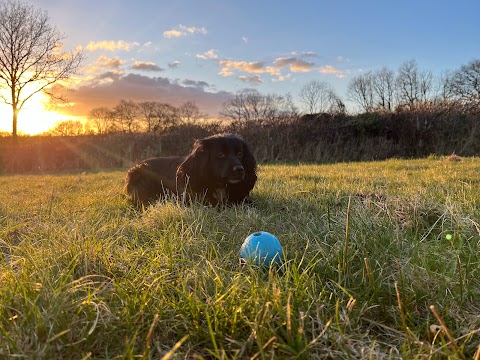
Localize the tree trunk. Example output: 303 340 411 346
12 106 18 139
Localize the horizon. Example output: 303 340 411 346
1 0 479 134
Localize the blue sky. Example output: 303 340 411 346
31 0 480 117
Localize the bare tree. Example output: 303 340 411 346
299 80 334 114
0 0 83 138
221 89 297 124
396 60 418 108
348 72 374 112
178 101 204 124
221 90 263 122
395 59 433 110
447 59 480 107
372 67 396 111
114 99 139 133
327 91 346 115
280 92 300 120
137 101 159 132
88 106 116 134
153 103 179 131
48 120 84 136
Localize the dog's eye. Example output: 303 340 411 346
217 152 225 158
237 151 243 158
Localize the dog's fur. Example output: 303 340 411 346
124 134 257 207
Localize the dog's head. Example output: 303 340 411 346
176 134 257 202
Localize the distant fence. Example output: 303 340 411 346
0 111 479 174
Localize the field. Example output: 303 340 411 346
1 158 480 359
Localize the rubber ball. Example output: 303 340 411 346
240 231 282 265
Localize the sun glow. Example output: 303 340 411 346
0 91 77 135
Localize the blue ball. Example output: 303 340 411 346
240 231 283 266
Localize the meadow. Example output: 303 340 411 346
0 157 479 359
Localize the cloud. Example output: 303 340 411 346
319 65 346 78
163 29 183 38
238 75 263 85
299 51 319 58
216 52 346 82
84 40 140 52
163 24 207 38
196 49 219 60
274 57 315 72
181 79 210 88
80 70 124 86
87 56 124 73
96 70 124 81
168 60 181 69
68 73 231 117
131 61 163 72
98 56 124 68
218 60 280 77
242 37 248 44
336 56 350 63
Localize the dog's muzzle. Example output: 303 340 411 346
228 165 245 183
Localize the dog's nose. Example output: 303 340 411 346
233 165 244 174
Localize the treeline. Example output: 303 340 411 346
1 105 479 173
39 100 207 137
0 59 479 173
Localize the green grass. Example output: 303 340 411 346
1 157 480 359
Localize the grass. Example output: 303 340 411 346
1 157 480 359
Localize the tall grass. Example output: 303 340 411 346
1 157 479 358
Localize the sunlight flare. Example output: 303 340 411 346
0 91 79 135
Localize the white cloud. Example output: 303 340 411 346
238 75 263 85
163 29 183 38
163 24 208 38
84 40 140 52
216 53 345 82
196 49 219 60
319 65 346 78
168 60 181 69
218 59 280 77
299 51 319 58
274 57 315 72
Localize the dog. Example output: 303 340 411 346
125 133 257 207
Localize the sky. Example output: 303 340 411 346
1 0 480 132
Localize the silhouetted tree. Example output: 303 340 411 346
153 103 179 131
0 0 83 138
222 89 298 124
327 91 346 115
114 99 139 133
396 60 433 110
88 107 116 134
178 101 204 124
447 59 480 108
137 101 160 132
299 80 336 114
348 72 374 112
49 120 84 136
372 67 396 111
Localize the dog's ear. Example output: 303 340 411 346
176 139 209 192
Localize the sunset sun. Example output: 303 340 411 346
0 92 68 135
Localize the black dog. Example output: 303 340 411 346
125 134 257 207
